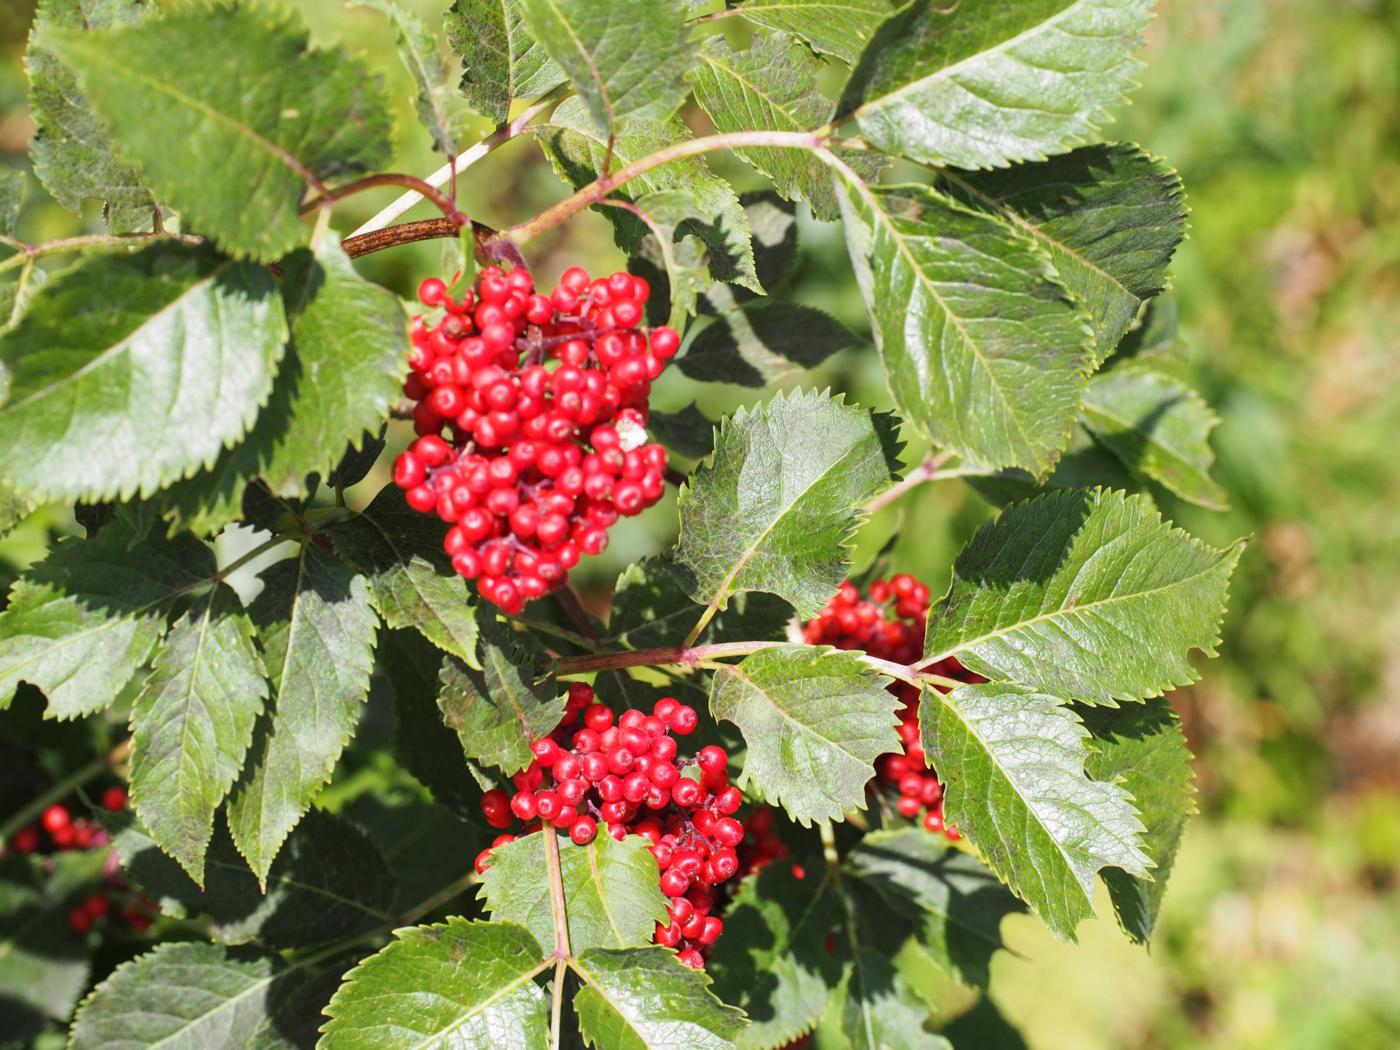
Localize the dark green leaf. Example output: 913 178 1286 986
1081 367 1227 510
0 244 287 503
735 0 897 65
963 425 1144 509
573 946 746 1049
40 4 393 260
356 0 471 154
919 681 1150 940
0 169 24 236
838 0 1153 169
937 144 1187 364
707 863 842 1049
25 0 156 231
227 543 378 882
709 645 900 824
320 919 549 1049
840 947 950 1050
609 556 793 652
445 0 564 124
679 301 859 387
845 828 1022 988
520 0 690 136
925 488 1242 705
834 177 1091 475
437 616 565 776
344 791 478 915
1082 700 1195 944
327 428 387 490
0 522 213 719
106 808 396 949
479 831 667 955
673 389 898 619
647 404 715 460
326 485 482 667
1112 294 1183 366
128 587 268 883
68 941 356 1050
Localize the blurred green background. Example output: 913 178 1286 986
2 1 1398 1047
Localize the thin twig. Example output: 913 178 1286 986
0 231 203 274
305 173 467 226
865 451 955 515
542 829 572 1050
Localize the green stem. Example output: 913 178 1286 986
865 451 956 514
0 739 132 847
555 640 781 677
542 829 572 1050
398 870 477 926
0 231 204 275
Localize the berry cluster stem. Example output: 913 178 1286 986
0 738 131 848
543 825 572 1050
554 641 781 677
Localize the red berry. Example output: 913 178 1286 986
41 805 70 834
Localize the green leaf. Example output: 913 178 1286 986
963 425 1144 509
919 681 1150 939
834 178 1091 475
925 488 1242 705
0 244 287 503
445 0 564 124
689 32 858 222
734 0 897 65
0 169 24 236
326 485 481 666
227 542 378 882
0 522 213 718
1112 294 1183 366
647 403 715 460
520 0 690 136
1081 367 1227 510
159 237 408 534
128 587 268 884
840 947 951 1050
437 617 565 776
609 556 793 652
106 808 396 949
345 791 478 914
707 863 842 1050
355 0 471 154
679 301 859 387
320 919 549 1049
540 98 759 293
709 645 900 825
939 995 1029 1050
1082 700 1195 944
673 389 898 620
573 946 746 1049
838 0 1153 169
479 831 667 955
845 828 1023 988
25 0 157 231
937 144 1187 364
40 4 393 261
0 850 106 1039
68 940 356 1050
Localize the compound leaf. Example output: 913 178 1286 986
520 0 690 136
938 144 1188 364
845 828 1023 988
40 3 393 261
326 485 481 667
835 177 1091 475
673 389 898 619
437 616 565 776
128 587 268 885
735 0 897 65
573 946 746 1050
445 0 563 124
25 0 156 231
106 808 396 949
1081 367 1227 510
0 522 213 719
919 681 1150 939
707 862 842 1050
838 0 1153 169
925 488 1241 705
0 243 287 503
227 542 378 883
1082 700 1195 944
479 831 667 956
68 941 355 1050
709 645 900 825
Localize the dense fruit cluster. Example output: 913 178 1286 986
803 575 976 841
5 787 156 934
475 684 745 968
393 266 679 615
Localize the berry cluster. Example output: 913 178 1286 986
803 575 976 841
393 266 679 615
475 684 745 968
6 788 156 933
